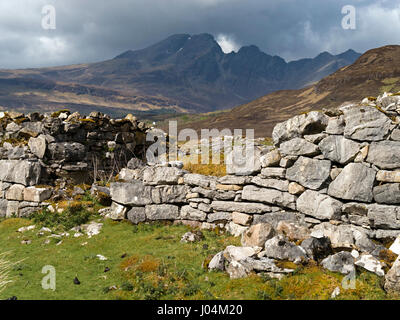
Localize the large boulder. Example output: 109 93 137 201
208 252 225 271
241 223 275 247
342 104 392 141
152 185 190 204
127 207 146 224
355 254 385 277
241 185 296 210
385 258 400 293
373 184 400 204
272 111 329 146
279 138 320 156
110 181 153 206
286 156 331 190
0 160 41 186
296 190 342 220
367 141 400 169
328 163 376 202
368 204 400 229
342 202 369 228
183 173 216 188
259 235 308 264
301 236 333 261
260 149 281 167
23 187 52 202
240 257 295 274
180 205 207 221
376 170 400 183
143 167 183 185
311 222 376 252
19 121 43 138
253 211 304 228
251 176 289 192
276 221 310 241
321 251 355 275
223 246 258 262
107 202 128 220
28 135 47 159
325 116 345 135
318 135 360 164
145 204 180 220
211 201 276 214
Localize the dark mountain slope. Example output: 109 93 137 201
173 45 400 137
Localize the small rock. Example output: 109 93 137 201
389 236 400 255
355 254 385 277
241 223 275 247
83 222 103 238
260 235 308 264
208 252 225 271
321 251 355 275
288 182 305 195
301 236 332 261
226 261 250 279
331 287 341 299
277 221 310 241
181 231 204 243
223 246 258 262
18 225 35 233
385 257 400 292
232 212 252 226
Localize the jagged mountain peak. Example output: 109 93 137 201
181 44 400 137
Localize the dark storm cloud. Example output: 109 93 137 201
0 0 399 68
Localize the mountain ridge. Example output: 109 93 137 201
0 33 360 115
172 44 400 137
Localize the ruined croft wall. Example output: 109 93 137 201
109 96 400 245
0 110 151 217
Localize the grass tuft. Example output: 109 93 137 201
0 252 17 294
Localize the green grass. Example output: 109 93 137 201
0 217 395 300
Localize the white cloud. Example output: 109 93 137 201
216 34 240 53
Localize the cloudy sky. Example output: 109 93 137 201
1 0 399 68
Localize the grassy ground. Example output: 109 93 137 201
0 216 396 300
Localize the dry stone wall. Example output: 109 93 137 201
0 110 151 218
107 93 400 290
110 96 400 241
4 93 400 291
